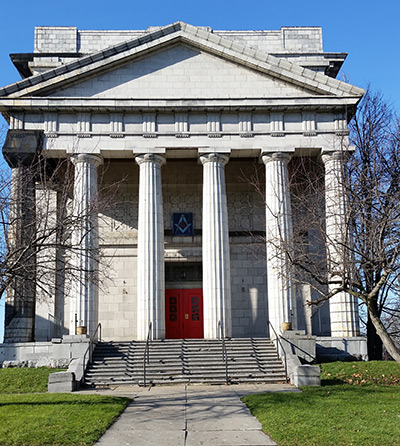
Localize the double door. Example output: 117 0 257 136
165 289 203 339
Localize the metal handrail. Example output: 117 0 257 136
82 323 102 382
268 321 289 382
218 320 229 385
143 321 152 387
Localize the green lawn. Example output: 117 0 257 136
0 368 130 446
242 361 400 446
0 368 65 394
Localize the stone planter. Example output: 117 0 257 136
76 326 87 335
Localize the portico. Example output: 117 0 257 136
0 22 364 343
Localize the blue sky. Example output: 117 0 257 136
0 0 398 341
0 0 399 107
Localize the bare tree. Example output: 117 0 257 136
1 145 121 342
381 302 400 354
346 91 400 360
282 91 400 362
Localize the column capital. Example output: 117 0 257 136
261 152 292 165
3 130 43 168
71 153 103 167
321 150 348 165
135 153 166 167
199 153 229 166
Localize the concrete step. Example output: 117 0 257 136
128 350 279 357
86 371 285 382
84 338 287 387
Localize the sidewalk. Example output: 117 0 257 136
79 383 298 446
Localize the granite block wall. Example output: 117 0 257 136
94 158 270 340
50 45 309 99
34 26 323 56
230 243 268 337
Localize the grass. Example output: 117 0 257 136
0 368 130 446
320 361 400 386
0 368 66 394
242 361 400 446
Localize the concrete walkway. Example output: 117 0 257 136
79 383 298 446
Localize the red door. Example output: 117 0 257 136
165 289 203 339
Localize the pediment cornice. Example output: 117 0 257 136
0 96 363 114
0 21 365 100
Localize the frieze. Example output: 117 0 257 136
335 130 350 136
271 132 285 137
143 133 158 138
175 133 190 138
207 133 222 138
77 133 91 138
23 110 348 140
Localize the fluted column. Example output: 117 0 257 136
200 153 231 339
3 130 42 342
70 153 103 336
262 152 294 334
136 154 166 340
5 161 36 342
322 151 359 337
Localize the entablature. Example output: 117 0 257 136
8 108 349 143
40 131 347 160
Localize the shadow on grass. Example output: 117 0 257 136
0 400 126 407
0 394 131 408
320 378 347 386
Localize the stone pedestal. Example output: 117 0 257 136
262 152 294 336
70 154 103 337
136 154 166 340
322 151 359 337
48 371 76 393
200 153 232 338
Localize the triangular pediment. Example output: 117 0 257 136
0 21 364 100
48 44 318 99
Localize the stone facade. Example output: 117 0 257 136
1 22 364 343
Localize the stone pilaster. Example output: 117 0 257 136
322 151 359 337
2 130 42 342
135 153 166 340
199 153 231 338
70 153 103 336
262 152 294 335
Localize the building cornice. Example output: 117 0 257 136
0 95 363 115
0 21 364 100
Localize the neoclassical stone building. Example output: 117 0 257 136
0 22 364 343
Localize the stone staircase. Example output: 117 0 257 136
83 338 287 387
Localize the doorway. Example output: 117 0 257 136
165 289 203 338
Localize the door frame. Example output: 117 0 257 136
165 288 204 339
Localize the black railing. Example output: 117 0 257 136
143 321 152 387
82 323 102 382
268 321 288 382
218 320 229 385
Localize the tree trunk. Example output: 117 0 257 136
367 300 400 363
367 311 383 360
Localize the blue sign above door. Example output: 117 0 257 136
172 213 194 236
